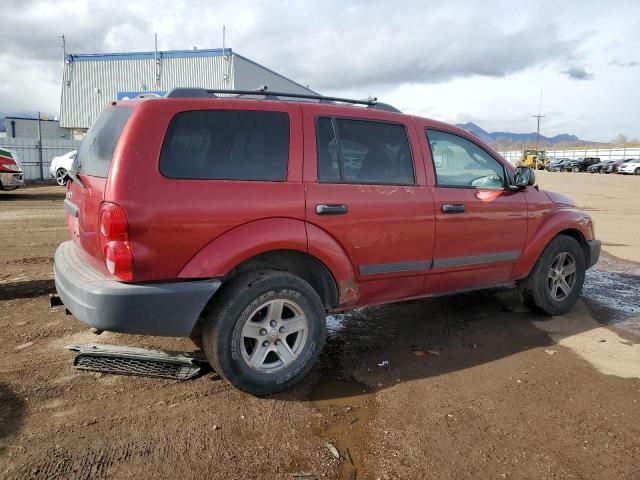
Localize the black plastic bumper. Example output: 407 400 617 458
587 239 601 269
54 241 220 337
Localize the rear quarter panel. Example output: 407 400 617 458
106 99 305 282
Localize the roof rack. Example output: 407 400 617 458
165 86 401 113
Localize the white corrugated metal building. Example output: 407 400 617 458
60 48 315 133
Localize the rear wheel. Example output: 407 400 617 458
55 168 68 186
202 270 326 395
635 167 640 175
519 235 586 315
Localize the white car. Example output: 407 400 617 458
618 159 640 175
49 150 77 186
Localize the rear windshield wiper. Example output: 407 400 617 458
65 168 87 189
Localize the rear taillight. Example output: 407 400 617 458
0 154 20 172
99 202 133 281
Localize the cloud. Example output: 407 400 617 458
561 65 594 80
609 60 639 67
0 1 585 95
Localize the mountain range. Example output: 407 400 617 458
456 122 584 145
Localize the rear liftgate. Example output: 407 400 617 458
65 343 208 381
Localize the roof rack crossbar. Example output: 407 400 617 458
208 89 379 106
165 87 401 112
167 87 378 106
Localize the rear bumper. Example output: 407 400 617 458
587 239 601 269
0 172 24 189
54 241 220 337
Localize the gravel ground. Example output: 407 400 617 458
1 182 638 480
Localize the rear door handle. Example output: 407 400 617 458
316 204 348 215
441 203 465 214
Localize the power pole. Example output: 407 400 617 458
532 90 545 150
37 111 44 180
532 90 545 168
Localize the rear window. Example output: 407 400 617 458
159 110 289 181
74 107 133 177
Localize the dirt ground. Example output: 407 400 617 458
1 179 639 480
536 170 640 263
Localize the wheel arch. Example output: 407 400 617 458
178 218 351 309
513 209 594 279
222 249 339 309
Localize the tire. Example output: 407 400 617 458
55 168 68 186
635 167 640 176
519 235 586 315
572 166 580 172
202 270 326 395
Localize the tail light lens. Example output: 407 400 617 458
0 154 21 172
99 202 133 281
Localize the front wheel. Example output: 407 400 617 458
572 166 580 172
519 235 586 315
202 270 326 395
635 167 640 176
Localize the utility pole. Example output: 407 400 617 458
531 90 545 169
532 90 545 150
37 111 44 180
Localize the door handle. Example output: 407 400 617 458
441 203 465 214
316 204 348 215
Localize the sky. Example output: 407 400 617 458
0 0 638 142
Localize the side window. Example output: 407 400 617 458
160 110 289 181
317 117 414 185
426 129 506 189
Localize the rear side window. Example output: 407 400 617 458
316 117 414 185
74 107 133 177
160 110 289 181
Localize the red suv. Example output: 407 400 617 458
54 88 601 395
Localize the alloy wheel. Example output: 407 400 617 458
240 298 308 373
56 169 67 186
547 252 577 301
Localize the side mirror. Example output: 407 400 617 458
513 166 536 189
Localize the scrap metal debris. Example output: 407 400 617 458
65 343 208 380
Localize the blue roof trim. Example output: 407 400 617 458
66 48 232 62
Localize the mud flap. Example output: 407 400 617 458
65 343 210 381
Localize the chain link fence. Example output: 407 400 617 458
499 146 640 165
0 137 80 181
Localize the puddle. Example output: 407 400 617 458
582 268 640 335
311 379 375 480
310 312 387 479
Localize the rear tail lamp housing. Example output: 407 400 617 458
99 202 133 281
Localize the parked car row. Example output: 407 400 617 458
546 157 640 175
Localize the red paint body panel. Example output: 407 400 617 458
106 99 305 281
178 218 308 278
512 187 594 279
67 176 107 259
301 104 436 306
63 96 598 311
